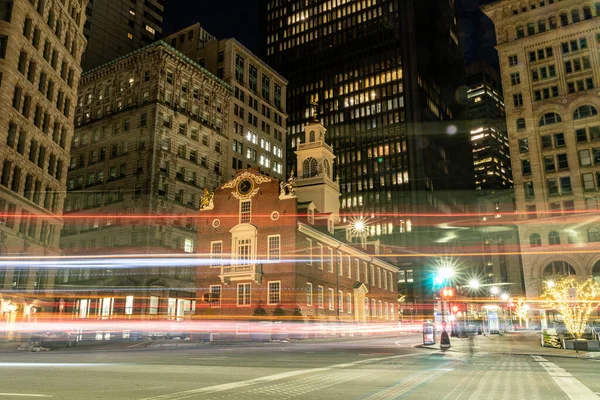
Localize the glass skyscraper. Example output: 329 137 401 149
261 0 472 245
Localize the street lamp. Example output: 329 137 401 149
468 279 480 290
500 293 509 301
438 266 455 280
490 286 500 295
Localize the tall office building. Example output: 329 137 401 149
261 0 472 246
483 0 600 299
466 60 513 190
81 0 164 71
164 24 288 181
0 0 87 325
58 41 230 320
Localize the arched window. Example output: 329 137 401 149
310 158 318 177
593 260 600 282
544 261 576 277
539 112 562 126
302 157 318 178
548 231 561 245
516 118 526 130
573 105 598 120
516 26 525 38
527 22 535 36
537 20 546 33
302 159 311 178
571 9 581 23
560 13 569 26
583 6 592 20
588 227 600 242
323 159 331 178
309 130 315 142
548 16 557 29
530 233 542 247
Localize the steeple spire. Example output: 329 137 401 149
294 113 340 222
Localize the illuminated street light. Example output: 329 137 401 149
468 279 480 289
546 280 555 288
354 220 365 232
490 286 500 295
438 266 455 280
500 293 509 301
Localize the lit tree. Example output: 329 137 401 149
542 276 600 339
514 297 529 328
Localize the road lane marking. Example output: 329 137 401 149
139 352 423 400
0 394 52 398
531 355 598 399
0 363 120 368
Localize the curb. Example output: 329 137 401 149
413 343 593 359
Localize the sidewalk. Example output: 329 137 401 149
418 331 599 359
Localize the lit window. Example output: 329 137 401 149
145 25 156 35
127 33 133 40
183 238 193 253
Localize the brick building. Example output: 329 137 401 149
196 117 398 323
0 0 87 328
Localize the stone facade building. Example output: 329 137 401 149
164 24 288 181
58 41 231 320
0 0 87 324
196 117 398 323
483 0 600 299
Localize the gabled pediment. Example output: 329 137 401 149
353 282 369 294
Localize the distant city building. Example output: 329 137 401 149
164 24 288 181
474 190 524 292
0 0 87 326
483 0 600 300
466 61 513 190
81 0 164 71
196 118 397 322
260 0 473 246
58 41 231 319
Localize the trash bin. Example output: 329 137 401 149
423 322 435 345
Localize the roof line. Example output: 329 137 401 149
82 40 233 91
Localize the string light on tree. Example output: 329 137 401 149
542 276 600 340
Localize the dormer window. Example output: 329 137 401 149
328 217 334 234
308 207 315 224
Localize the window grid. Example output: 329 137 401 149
268 235 281 260
268 281 281 305
237 283 251 306
240 200 251 224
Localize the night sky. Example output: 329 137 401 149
457 0 499 67
163 0 260 53
163 0 498 69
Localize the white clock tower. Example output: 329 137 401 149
294 106 341 222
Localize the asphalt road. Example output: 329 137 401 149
1 335 599 399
